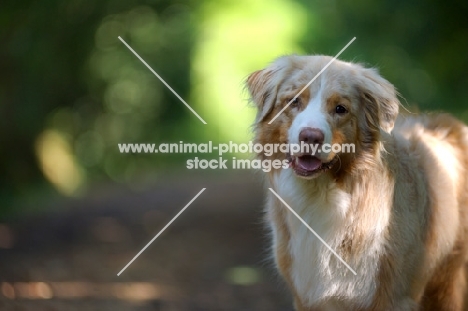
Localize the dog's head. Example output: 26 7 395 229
247 55 399 179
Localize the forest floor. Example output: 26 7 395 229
0 173 292 310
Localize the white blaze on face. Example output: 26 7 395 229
287 88 332 150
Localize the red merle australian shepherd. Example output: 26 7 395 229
247 55 468 311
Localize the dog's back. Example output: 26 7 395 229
393 114 468 310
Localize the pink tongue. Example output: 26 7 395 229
297 156 322 171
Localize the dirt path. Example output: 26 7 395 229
0 173 292 310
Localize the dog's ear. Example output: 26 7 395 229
357 68 400 133
247 68 279 123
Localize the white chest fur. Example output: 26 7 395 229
273 169 385 309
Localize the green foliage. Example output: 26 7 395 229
1 0 198 211
296 0 468 114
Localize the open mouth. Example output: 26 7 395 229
288 154 337 177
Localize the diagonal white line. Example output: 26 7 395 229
118 36 207 125
268 188 357 275
268 37 356 124
117 188 206 276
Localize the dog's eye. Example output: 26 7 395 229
335 105 348 114
289 97 301 108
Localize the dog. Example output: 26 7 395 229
247 55 468 310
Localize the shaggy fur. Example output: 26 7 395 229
247 55 468 311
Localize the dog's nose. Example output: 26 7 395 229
299 128 324 145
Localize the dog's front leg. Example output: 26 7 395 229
266 194 310 310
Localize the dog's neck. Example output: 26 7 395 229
330 130 395 186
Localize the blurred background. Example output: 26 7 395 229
1 0 467 310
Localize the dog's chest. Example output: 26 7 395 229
274 172 382 308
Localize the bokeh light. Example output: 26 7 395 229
192 0 306 143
